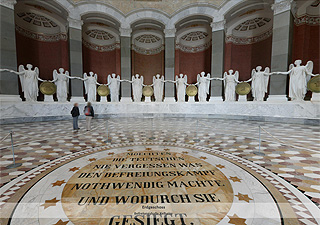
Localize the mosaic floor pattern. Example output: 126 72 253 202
0 118 319 225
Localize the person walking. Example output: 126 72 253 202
71 103 80 131
84 102 94 131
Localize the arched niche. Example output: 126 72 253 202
14 1 69 101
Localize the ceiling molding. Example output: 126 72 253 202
132 44 164 55
226 28 272 45
15 25 67 42
82 38 120 52
176 40 211 53
294 14 320 26
233 17 271 32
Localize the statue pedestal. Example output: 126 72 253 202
44 95 54 102
1 102 319 125
100 96 107 103
0 95 22 102
70 97 85 103
188 96 195 103
238 95 247 102
311 92 320 102
267 95 287 102
120 97 132 102
209 96 223 102
164 97 176 102
145 97 151 102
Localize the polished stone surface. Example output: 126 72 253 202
0 118 319 225
1 102 319 125
10 146 282 224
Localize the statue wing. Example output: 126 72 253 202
251 69 256 78
153 76 156 84
141 76 144 85
175 75 178 81
197 74 200 83
18 65 25 92
65 71 70 93
83 73 88 94
107 75 111 84
289 64 294 72
306 61 314 82
235 71 239 82
132 75 135 81
34 67 39 75
206 74 210 94
94 73 98 81
223 72 227 88
263 67 270 93
161 75 164 90
34 67 40 82
184 75 187 83
18 65 24 73
53 69 58 84
117 75 120 90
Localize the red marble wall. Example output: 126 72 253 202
82 45 121 84
224 36 273 82
131 51 164 85
15 32 69 100
292 23 319 99
15 32 69 79
292 24 319 74
175 47 212 84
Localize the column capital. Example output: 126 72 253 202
119 28 132 37
164 28 176 38
272 0 296 15
68 17 83 30
211 20 226 32
0 0 17 9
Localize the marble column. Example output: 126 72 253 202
0 0 21 102
68 18 85 102
120 28 132 102
268 0 295 101
164 28 176 102
210 20 225 102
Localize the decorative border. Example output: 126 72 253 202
176 40 212 53
82 39 120 52
132 44 164 55
15 25 67 42
226 29 272 45
0 142 318 225
295 14 320 26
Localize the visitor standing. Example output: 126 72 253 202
84 102 94 131
71 103 80 131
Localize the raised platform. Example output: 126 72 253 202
0 101 319 125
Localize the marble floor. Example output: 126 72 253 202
0 118 319 225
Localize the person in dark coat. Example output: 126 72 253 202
71 103 80 131
84 102 94 131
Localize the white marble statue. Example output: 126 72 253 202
217 70 240 102
175 74 188 102
0 64 45 101
52 68 75 102
83 72 100 102
276 60 317 101
245 66 272 101
131 74 144 102
196 72 211 102
107 73 122 102
152 74 165 102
